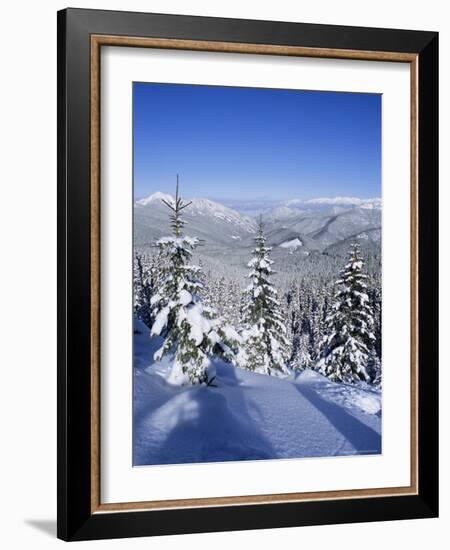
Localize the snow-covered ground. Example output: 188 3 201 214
133 320 381 466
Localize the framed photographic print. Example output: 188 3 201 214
57 8 438 541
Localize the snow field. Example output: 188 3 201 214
133 321 381 466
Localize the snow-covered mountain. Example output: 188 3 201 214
137 193 256 232
262 205 302 223
136 191 174 206
134 192 257 248
134 192 381 270
261 197 381 221
265 206 381 251
296 197 381 208
182 197 256 233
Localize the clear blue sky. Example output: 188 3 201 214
133 82 381 200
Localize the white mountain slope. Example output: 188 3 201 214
185 197 256 233
263 205 301 223
263 205 380 255
134 192 257 248
136 191 174 206
279 238 303 249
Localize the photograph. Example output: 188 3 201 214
132 82 383 467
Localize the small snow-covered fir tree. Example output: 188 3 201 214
240 220 290 376
308 296 323 363
134 253 153 328
285 283 300 366
290 333 313 372
368 353 382 388
368 285 382 386
150 176 237 385
133 252 163 329
317 243 375 384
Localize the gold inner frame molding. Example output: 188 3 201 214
90 35 419 514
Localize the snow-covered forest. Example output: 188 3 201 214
133 184 382 465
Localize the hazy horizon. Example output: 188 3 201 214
135 190 381 202
135 190 381 217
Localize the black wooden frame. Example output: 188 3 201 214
57 7 439 541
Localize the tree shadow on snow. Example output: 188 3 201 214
133 368 179 429
294 384 381 455
145 365 277 465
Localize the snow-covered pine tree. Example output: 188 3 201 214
224 279 241 326
308 296 322 363
150 176 237 385
370 286 382 360
293 333 313 371
240 220 290 376
367 353 382 388
367 285 382 386
283 281 312 372
133 252 163 329
134 253 153 328
317 243 375 384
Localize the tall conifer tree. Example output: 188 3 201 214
317 243 375 384
240 220 290 376
150 176 236 385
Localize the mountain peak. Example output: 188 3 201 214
136 191 174 206
135 191 257 233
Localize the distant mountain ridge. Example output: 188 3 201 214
136 192 381 215
288 197 381 207
134 192 381 269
